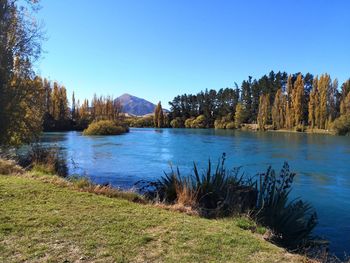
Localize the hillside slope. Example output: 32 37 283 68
0 174 304 262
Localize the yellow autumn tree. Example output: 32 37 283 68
257 94 270 131
292 74 304 126
318 74 331 129
272 89 286 129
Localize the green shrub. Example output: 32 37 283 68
83 120 129 135
129 116 154 128
184 118 195 128
332 114 350 135
214 116 235 129
170 118 184 128
214 119 226 129
255 163 318 250
184 115 208 128
225 122 236 129
192 115 207 128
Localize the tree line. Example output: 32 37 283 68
1 1 349 149
40 78 123 131
167 71 350 132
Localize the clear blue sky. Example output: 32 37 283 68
36 0 350 106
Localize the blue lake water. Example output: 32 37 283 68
42 128 350 257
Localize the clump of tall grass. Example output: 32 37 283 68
255 163 318 250
138 154 320 252
138 154 257 218
18 144 68 177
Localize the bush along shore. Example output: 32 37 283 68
0 147 340 262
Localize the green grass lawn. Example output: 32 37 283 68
0 174 305 263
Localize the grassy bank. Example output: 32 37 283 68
0 173 307 262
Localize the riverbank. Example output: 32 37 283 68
0 172 308 262
266 128 333 135
239 123 333 135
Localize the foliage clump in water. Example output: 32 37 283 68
83 120 129 136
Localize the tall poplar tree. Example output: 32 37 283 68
285 75 294 129
292 74 305 126
329 79 339 121
318 74 331 129
272 89 286 129
257 94 270 131
308 79 319 128
234 103 245 128
154 102 161 127
340 92 350 116
158 105 165 128
72 92 76 121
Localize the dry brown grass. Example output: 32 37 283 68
76 183 144 203
0 158 24 175
175 179 198 207
153 202 198 216
26 171 145 203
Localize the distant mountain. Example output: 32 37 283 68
115 93 157 116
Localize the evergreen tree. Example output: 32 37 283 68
72 92 76 122
241 77 252 122
58 86 69 121
51 82 60 121
251 80 261 122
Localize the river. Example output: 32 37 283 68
41 128 350 257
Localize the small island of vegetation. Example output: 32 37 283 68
83 120 129 136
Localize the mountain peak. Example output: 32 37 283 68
119 93 133 98
115 94 156 116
